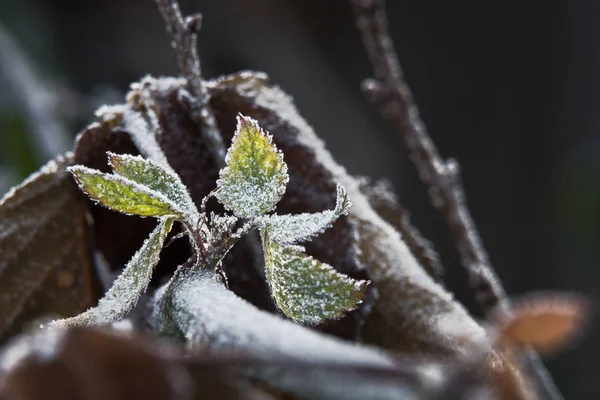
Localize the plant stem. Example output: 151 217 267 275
154 0 226 165
349 0 563 398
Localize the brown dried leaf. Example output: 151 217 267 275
0 326 444 400
0 154 101 344
0 327 251 400
496 293 589 354
207 72 485 353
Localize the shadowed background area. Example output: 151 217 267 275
1 0 598 398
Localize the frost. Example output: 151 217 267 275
217 78 490 354
153 269 390 367
151 271 429 399
216 114 288 218
258 184 351 245
68 165 184 218
210 213 239 239
47 217 174 328
120 106 172 168
108 152 198 221
261 229 368 324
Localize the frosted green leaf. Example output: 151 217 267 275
261 228 368 325
216 114 288 218
68 165 182 218
258 184 351 245
47 217 174 328
108 152 197 217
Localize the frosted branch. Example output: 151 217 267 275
349 0 562 398
154 0 226 164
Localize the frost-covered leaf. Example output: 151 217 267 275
495 293 589 354
261 228 368 324
108 152 198 218
68 166 182 218
47 217 174 328
0 154 100 344
258 184 351 245
216 115 288 218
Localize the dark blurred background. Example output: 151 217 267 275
1 0 598 398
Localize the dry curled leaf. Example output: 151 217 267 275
495 292 589 354
0 154 101 344
0 327 253 400
207 71 487 353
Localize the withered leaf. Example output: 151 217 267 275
0 154 100 344
0 326 441 400
207 72 486 352
0 327 251 400
495 292 589 354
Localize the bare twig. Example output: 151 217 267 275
154 0 226 164
0 25 70 160
349 0 563 399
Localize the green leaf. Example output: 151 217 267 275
216 114 288 218
261 228 368 324
47 217 174 328
258 184 351 245
108 152 197 217
68 165 182 218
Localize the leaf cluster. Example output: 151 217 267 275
48 114 367 328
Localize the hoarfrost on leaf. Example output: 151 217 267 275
68 165 183 218
108 152 198 220
47 217 174 328
258 184 351 245
215 114 288 218
261 228 368 325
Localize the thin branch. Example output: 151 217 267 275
0 25 70 160
154 0 226 165
349 0 563 399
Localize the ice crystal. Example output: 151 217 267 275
68 165 184 218
216 114 288 218
258 184 351 245
261 228 368 324
108 152 198 220
47 217 174 328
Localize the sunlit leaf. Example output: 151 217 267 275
107 152 197 218
0 154 100 344
68 166 182 218
258 184 351 245
47 217 174 328
496 293 589 354
216 114 288 218
261 228 368 324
